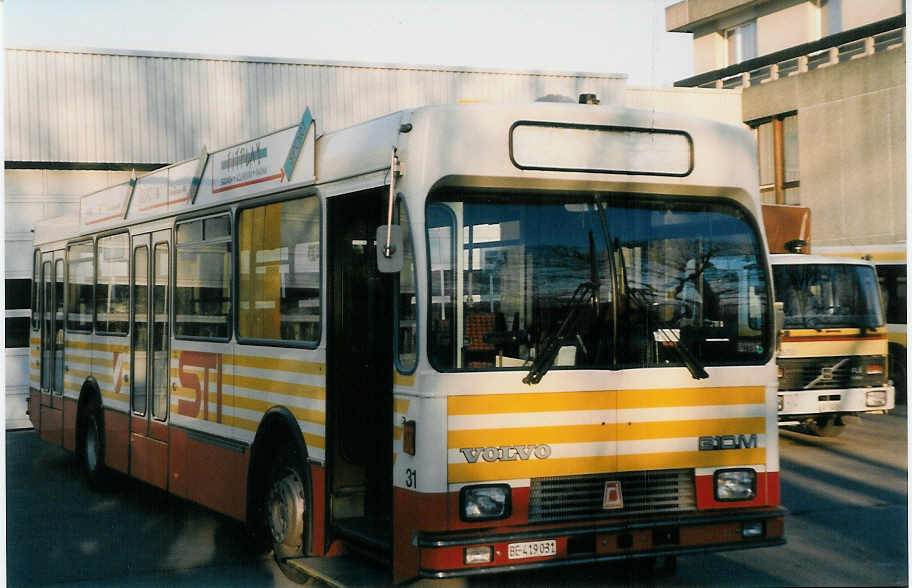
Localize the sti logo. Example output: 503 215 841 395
698 434 758 451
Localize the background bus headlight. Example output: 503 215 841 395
714 469 756 501
460 484 511 521
866 390 888 407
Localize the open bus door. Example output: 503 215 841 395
327 188 394 556
129 230 172 489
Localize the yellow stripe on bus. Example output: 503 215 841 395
170 387 325 425
195 413 325 449
233 396 326 424
233 374 325 399
617 387 765 409
394 372 416 387
447 417 766 447
67 368 93 381
447 448 767 483
448 387 765 415
227 354 326 375
393 398 410 414
66 340 129 353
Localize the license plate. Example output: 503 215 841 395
507 539 556 560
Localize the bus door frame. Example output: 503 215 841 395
39 249 66 445
129 229 172 489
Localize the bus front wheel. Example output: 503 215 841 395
265 448 313 583
804 416 845 437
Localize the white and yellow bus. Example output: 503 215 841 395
770 251 895 436
30 99 785 583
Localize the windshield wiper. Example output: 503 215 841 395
523 232 600 386
656 327 709 380
522 280 596 385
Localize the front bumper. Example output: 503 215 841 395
416 507 786 578
778 385 895 419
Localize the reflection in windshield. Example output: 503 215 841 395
773 263 884 329
427 190 770 375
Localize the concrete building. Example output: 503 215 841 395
5 47 747 430
666 0 906 250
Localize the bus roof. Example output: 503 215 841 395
33 101 761 247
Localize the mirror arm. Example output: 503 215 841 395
383 147 401 258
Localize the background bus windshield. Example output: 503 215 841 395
773 263 885 329
427 190 770 373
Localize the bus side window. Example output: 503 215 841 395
175 216 232 340
96 233 129 336
67 241 94 333
237 196 320 345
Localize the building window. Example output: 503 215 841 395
725 20 757 65
237 197 320 344
753 113 800 204
6 278 32 348
819 0 842 37
175 214 232 340
96 233 130 335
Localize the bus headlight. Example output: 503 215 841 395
460 484 511 521
714 469 756 501
866 390 888 407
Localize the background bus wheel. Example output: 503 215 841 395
80 405 109 489
266 450 313 583
889 345 906 404
804 416 845 437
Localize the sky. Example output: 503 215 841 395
2 0 694 87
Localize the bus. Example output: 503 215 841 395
29 99 785 584
770 251 895 436
817 244 907 405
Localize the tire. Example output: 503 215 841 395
804 415 846 437
81 405 109 489
265 448 314 584
889 345 906 405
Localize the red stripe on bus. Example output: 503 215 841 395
138 196 190 211
212 171 283 194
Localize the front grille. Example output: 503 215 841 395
528 469 696 523
778 355 886 391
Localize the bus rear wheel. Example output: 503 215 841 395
79 404 109 489
265 449 313 583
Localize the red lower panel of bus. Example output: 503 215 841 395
104 410 130 474
169 428 249 521
696 471 780 509
417 508 786 578
39 403 63 446
393 487 449 582
28 389 40 431
311 464 327 556
63 397 77 452
131 431 169 490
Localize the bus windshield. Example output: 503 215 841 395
426 190 770 375
773 263 885 329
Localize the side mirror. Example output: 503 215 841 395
376 225 403 273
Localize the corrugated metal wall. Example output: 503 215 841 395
6 48 626 165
